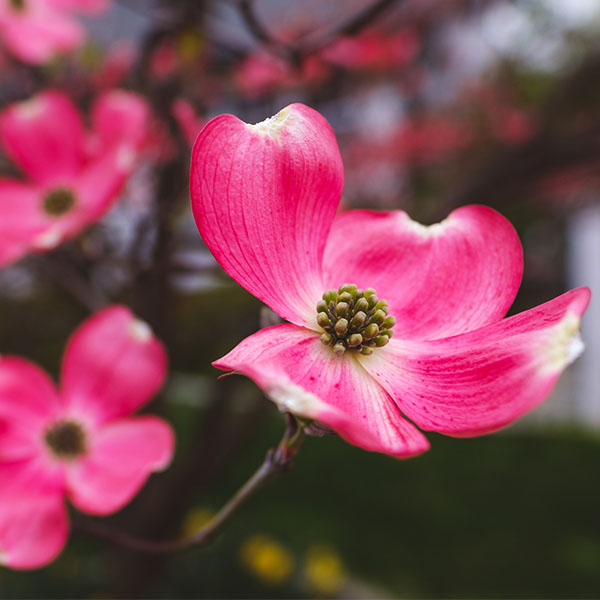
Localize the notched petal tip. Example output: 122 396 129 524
128 318 153 343
245 106 292 139
267 379 324 418
538 311 585 374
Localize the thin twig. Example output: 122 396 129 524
36 254 108 313
77 413 305 553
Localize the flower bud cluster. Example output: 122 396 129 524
316 284 395 356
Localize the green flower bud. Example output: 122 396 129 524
363 323 379 339
350 311 367 330
371 310 386 325
382 316 396 329
355 297 369 312
323 289 338 303
316 300 328 313
374 335 389 347
320 332 333 346
347 333 363 347
317 312 331 328
335 302 350 318
334 318 349 336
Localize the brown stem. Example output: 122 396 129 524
77 413 305 553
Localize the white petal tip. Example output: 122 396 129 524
267 379 322 418
246 107 291 139
540 312 585 374
402 213 451 238
16 97 45 120
128 318 153 342
34 228 63 250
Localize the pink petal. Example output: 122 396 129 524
0 487 68 569
0 91 85 183
89 90 150 157
66 416 174 515
323 205 523 340
359 288 590 436
0 179 48 267
61 306 168 424
0 2 83 64
214 325 429 457
190 104 344 328
0 357 62 461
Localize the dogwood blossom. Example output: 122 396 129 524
0 306 173 569
0 0 110 64
0 89 149 267
190 103 590 457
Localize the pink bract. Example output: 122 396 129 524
0 306 173 569
0 89 149 268
0 0 110 64
190 103 590 458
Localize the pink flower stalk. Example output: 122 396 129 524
0 0 110 64
190 104 590 458
0 306 173 569
0 88 149 268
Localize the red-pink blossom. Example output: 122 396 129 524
190 103 590 458
321 29 420 71
172 98 204 147
0 0 110 64
0 305 173 569
0 89 149 267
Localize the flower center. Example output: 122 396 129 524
9 0 26 11
42 187 76 217
316 284 395 356
44 420 87 459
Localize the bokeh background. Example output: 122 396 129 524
1 0 600 597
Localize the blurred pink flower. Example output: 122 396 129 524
321 29 419 71
0 88 149 267
0 305 173 569
172 98 204 147
0 0 110 64
190 103 590 458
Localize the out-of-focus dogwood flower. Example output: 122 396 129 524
172 98 204 147
0 0 110 64
0 88 149 267
321 29 420 71
0 305 173 569
190 103 590 458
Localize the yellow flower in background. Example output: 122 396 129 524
304 544 347 596
240 535 295 586
182 506 216 536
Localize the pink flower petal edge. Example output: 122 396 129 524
61 305 168 424
214 324 429 458
190 103 344 329
359 288 591 436
66 416 174 515
0 491 68 570
0 90 85 184
323 205 523 340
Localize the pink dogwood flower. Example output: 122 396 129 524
0 88 149 268
0 0 109 64
0 305 173 569
190 103 590 458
